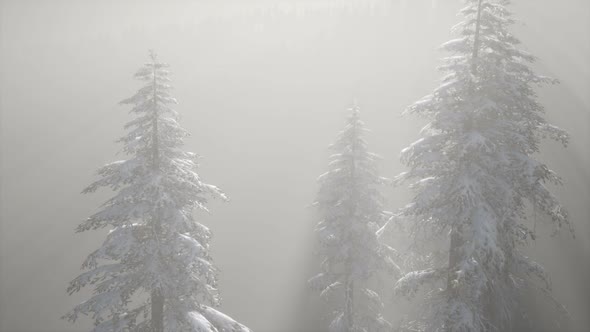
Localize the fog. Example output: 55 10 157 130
0 0 588 331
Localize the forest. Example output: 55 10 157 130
0 1 588 332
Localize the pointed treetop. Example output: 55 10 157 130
149 49 158 62
350 98 361 118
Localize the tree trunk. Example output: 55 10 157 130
447 226 463 292
151 290 164 332
445 226 464 332
152 61 160 170
343 112 358 332
344 276 354 332
149 53 164 332
471 0 484 74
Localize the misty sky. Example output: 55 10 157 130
1 1 589 331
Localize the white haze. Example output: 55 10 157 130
0 0 588 331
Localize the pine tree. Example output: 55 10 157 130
310 104 399 332
394 1 573 331
64 51 250 332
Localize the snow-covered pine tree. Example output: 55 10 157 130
64 51 250 332
310 104 399 332
394 1 572 331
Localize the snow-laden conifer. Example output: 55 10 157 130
395 1 572 331
64 51 250 332
310 104 399 332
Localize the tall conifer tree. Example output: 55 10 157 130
310 104 398 332
394 1 572 331
64 51 250 332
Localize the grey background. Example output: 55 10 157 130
1 0 588 331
